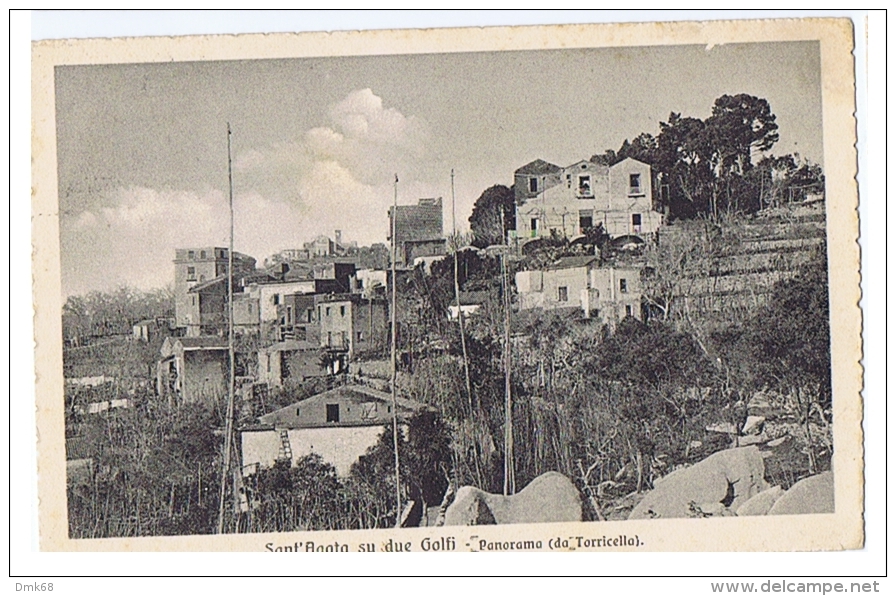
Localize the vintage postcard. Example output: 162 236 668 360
31 17 862 552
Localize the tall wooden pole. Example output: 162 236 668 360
217 123 237 534
451 169 474 415
389 174 402 527
501 217 515 496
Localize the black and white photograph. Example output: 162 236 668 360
30 16 863 553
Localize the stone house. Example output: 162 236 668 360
316 293 388 359
515 256 643 324
257 339 324 388
388 197 447 267
240 384 428 476
157 336 229 404
173 247 256 331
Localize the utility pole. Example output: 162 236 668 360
217 123 237 534
501 224 515 496
451 169 474 415
390 174 402 527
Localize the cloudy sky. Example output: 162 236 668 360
55 41 823 296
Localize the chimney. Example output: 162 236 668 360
335 230 342 245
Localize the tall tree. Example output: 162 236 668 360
704 94 779 178
655 113 714 218
469 185 515 248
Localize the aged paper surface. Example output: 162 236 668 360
32 17 861 552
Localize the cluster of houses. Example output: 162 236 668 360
148 156 662 480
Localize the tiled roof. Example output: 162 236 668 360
547 256 600 270
177 336 229 350
264 339 320 352
515 159 561 176
188 275 227 293
257 384 428 428
390 198 443 243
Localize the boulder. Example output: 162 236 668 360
736 485 785 516
443 471 582 526
768 472 834 515
742 416 766 435
629 446 768 520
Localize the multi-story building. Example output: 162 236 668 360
388 197 447 267
316 293 388 359
173 247 256 330
515 256 643 325
513 157 663 243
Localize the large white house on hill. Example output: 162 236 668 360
513 157 663 242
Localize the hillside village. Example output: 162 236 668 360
63 95 833 536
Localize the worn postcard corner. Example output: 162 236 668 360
31 17 861 553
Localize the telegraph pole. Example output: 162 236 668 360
217 123 237 534
389 174 402 527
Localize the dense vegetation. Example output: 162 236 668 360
65 92 831 534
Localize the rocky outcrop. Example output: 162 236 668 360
736 485 786 516
629 446 768 520
443 471 582 526
768 471 834 515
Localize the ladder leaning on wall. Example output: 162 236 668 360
277 429 293 462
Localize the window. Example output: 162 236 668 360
530 218 539 237
620 278 628 293
629 173 642 194
578 175 592 196
625 305 633 317
340 305 346 317
579 210 593 231
307 309 314 323
326 404 340 423
528 177 538 193
186 266 196 281
199 274 206 282
357 331 364 342
248 303 253 314
273 294 280 306
558 286 568 302
295 408 301 417
200 250 206 259
286 306 293 324
632 213 642 227
327 331 332 346
188 250 195 259
317 306 321 320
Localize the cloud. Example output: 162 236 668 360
61 89 444 295
233 88 436 233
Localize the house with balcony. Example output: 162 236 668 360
316 293 388 360
513 157 663 244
